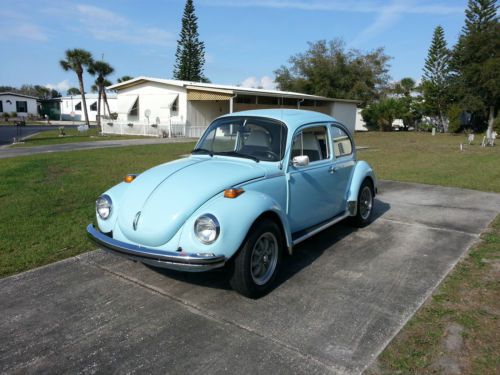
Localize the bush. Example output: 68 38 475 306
2 113 10 122
419 123 434 132
447 105 462 133
11 112 17 118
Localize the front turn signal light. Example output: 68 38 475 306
124 174 138 183
224 188 245 199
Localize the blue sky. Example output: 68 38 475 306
0 0 467 93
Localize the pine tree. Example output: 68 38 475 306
451 0 499 133
423 26 450 85
422 26 451 131
173 0 208 82
463 0 498 34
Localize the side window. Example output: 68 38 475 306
331 125 353 157
292 126 329 163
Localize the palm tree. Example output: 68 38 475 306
117 75 134 83
88 61 114 129
60 49 94 126
101 79 113 117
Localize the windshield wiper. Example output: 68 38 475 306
191 148 213 156
215 151 260 163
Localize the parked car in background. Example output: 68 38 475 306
87 109 377 298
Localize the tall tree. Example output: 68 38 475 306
173 0 208 82
117 75 134 83
88 60 114 128
67 87 81 96
60 49 94 125
422 26 451 131
451 0 499 134
274 39 391 106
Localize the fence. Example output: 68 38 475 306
101 121 207 139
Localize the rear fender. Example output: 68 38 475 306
346 161 377 216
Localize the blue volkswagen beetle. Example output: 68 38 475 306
87 109 376 297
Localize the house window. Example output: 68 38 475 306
16 101 28 113
235 95 254 104
129 97 139 118
75 102 82 111
171 97 178 114
90 101 97 111
0 101 3 113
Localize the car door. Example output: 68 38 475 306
329 123 356 215
287 124 337 233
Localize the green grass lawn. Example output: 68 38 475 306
0 142 195 277
12 127 147 147
355 131 500 193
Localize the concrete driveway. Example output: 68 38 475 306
1 181 499 374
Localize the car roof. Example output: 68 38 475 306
219 109 337 133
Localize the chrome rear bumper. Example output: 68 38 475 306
86 224 226 272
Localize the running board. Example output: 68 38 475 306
292 212 350 246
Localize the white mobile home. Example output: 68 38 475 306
60 93 117 122
0 92 38 117
105 77 360 137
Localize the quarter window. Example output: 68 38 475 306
90 101 97 111
75 102 82 111
331 125 353 157
16 101 28 113
292 126 330 163
0 101 3 112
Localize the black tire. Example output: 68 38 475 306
229 218 283 298
351 179 374 227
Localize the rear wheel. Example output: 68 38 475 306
229 219 283 298
352 179 374 227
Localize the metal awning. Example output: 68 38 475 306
117 95 138 114
159 93 178 108
187 89 234 101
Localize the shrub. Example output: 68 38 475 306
447 105 462 133
493 116 500 132
2 113 10 122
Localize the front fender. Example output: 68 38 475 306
178 190 292 260
96 182 129 234
346 160 377 214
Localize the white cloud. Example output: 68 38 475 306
351 2 405 46
74 4 174 46
45 80 71 93
201 0 463 15
0 10 48 42
241 76 276 90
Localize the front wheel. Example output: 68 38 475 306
229 219 283 298
352 180 374 227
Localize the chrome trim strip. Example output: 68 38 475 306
292 212 350 246
86 224 226 272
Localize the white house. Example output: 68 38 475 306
0 92 38 117
60 93 117 122
105 77 360 137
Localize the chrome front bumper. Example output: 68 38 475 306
86 224 226 272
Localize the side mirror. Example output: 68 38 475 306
292 155 309 167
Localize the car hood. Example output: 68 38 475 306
117 157 266 247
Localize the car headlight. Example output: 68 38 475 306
96 195 112 220
194 214 220 244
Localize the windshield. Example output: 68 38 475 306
194 117 287 162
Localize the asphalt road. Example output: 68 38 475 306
0 137 196 159
0 125 80 146
1 181 500 374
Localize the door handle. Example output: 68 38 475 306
329 166 338 174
